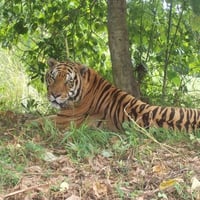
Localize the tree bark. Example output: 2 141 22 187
107 0 140 98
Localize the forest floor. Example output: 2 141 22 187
0 111 200 200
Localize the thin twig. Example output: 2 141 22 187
4 183 49 199
124 103 177 154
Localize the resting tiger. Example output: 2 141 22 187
44 58 200 132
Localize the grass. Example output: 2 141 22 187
1 113 200 199
0 143 25 191
0 49 48 113
0 132 48 193
62 124 113 159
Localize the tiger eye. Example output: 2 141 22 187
68 80 74 87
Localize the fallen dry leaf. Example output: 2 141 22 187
159 178 184 190
93 181 108 198
24 192 48 200
66 194 81 200
135 197 144 200
191 177 200 192
43 151 58 162
152 164 167 175
24 165 42 173
59 181 69 192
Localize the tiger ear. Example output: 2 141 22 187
80 65 88 76
47 58 58 68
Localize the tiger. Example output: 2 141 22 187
44 58 200 133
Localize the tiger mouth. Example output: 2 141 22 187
51 100 67 109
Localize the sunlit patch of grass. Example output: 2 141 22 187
0 48 47 113
62 124 113 159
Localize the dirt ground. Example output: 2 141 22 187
1 111 200 200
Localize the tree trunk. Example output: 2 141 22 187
107 0 140 98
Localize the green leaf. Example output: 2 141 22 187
14 19 28 35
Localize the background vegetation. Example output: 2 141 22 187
0 0 200 112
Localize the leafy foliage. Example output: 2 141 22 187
0 49 47 112
190 0 200 15
0 0 110 84
127 0 200 105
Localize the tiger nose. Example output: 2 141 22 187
51 92 61 99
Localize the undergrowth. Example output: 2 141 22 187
1 117 200 199
0 49 48 113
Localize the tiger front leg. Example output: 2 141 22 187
48 114 86 130
25 114 86 131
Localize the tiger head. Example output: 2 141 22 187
45 58 88 109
